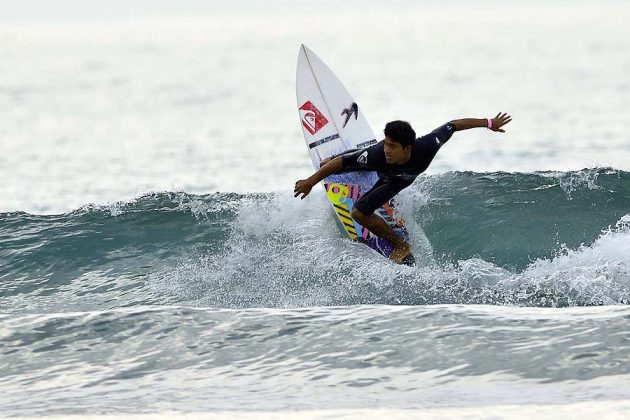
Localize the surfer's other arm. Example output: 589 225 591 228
294 156 344 199
450 112 512 133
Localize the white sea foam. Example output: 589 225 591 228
151 190 630 307
501 215 630 305
4 400 630 420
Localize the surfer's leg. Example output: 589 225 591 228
352 208 410 258
352 178 413 263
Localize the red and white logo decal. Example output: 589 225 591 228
299 101 328 135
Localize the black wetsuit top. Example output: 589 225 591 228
338 122 456 214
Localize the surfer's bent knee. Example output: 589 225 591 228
351 207 368 221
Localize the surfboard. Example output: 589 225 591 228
295 44 410 259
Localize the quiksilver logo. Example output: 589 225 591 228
357 151 368 164
299 101 329 135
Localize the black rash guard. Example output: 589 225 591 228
341 122 456 181
337 122 456 215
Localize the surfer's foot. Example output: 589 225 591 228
400 253 416 266
390 242 412 264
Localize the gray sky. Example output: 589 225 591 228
0 0 609 22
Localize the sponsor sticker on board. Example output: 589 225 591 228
299 101 329 135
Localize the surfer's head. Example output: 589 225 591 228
383 120 415 164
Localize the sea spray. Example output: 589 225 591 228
2 169 630 310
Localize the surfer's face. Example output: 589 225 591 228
384 136 412 164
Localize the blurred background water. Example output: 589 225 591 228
1 0 629 214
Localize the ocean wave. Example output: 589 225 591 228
2 304 630 415
1 168 630 309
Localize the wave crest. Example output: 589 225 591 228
2 169 630 309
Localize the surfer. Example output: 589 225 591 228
294 113 512 263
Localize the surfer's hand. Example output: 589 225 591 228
490 112 512 133
294 179 314 199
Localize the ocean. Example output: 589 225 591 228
1 1 630 418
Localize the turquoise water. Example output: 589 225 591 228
3 169 630 311
1 1 630 417
2 169 630 415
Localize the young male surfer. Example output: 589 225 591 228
294 113 512 264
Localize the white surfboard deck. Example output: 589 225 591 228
295 44 409 258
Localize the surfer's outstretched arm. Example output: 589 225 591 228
294 156 344 199
450 112 512 133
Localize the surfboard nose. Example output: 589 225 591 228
300 44 314 56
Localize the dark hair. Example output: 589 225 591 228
384 120 415 147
